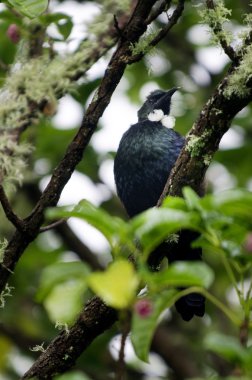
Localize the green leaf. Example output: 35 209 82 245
204 332 248 364
87 260 139 309
40 13 73 40
5 0 48 18
47 201 129 250
144 262 214 289
37 261 90 301
162 195 187 210
131 208 200 253
55 372 92 380
182 187 202 211
44 279 87 324
131 290 177 362
201 189 252 222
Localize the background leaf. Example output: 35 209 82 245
5 0 48 18
144 262 214 290
87 260 139 309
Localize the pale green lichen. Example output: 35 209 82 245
88 0 130 37
0 6 118 187
30 343 46 353
199 1 233 46
0 284 14 308
203 154 212 166
0 239 8 264
55 321 69 334
0 245 5 265
130 27 161 56
224 44 252 98
0 42 108 186
0 135 33 187
186 131 210 158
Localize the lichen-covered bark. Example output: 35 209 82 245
158 64 252 202
23 297 117 379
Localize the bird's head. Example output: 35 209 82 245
137 88 178 122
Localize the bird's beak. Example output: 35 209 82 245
167 87 179 97
154 87 178 114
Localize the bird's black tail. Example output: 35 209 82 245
175 292 205 321
149 230 205 321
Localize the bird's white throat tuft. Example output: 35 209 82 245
148 109 175 129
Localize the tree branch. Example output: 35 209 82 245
39 218 67 233
158 56 252 204
22 297 117 379
146 0 172 24
0 185 24 231
128 0 185 64
205 0 237 62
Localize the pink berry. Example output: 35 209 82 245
7 24 20 44
134 299 153 318
244 233 252 253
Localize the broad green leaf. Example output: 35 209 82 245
144 262 214 289
204 332 248 364
87 260 139 309
131 208 200 252
37 261 90 301
131 290 178 362
47 201 129 249
44 279 87 324
5 0 48 18
201 190 252 222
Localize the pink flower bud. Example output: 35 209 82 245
134 299 153 318
7 24 20 44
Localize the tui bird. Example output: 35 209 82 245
114 88 205 321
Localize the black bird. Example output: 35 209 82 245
114 88 205 321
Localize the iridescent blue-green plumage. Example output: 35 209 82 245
114 120 184 217
114 89 205 321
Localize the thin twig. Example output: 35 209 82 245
116 312 131 380
146 0 172 24
206 0 237 62
148 0 185 49
40 218 67 233
128 0 185 64
0 185 24 231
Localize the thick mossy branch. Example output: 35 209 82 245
224 44 252 97
158 50 252 204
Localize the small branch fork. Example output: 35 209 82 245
128 0 185 64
